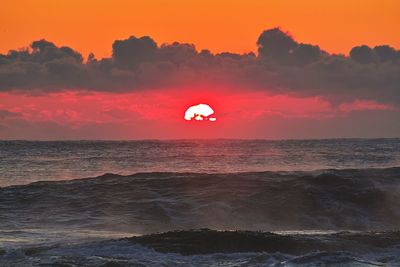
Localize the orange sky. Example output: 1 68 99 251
1 0 399 58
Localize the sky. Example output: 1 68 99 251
0 0 399 139
2 0 400 57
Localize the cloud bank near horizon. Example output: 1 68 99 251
1 28 399 106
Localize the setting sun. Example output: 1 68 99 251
184 104 217 122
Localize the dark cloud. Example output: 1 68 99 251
374 45 399 62
0 109 21 120
257 28 298 64
350 45 400 64
112 36 157 69
0 28 399 105
350 45 376 64
257 28 325 66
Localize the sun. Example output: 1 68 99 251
184 104 217 122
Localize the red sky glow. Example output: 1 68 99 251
0 87 397 140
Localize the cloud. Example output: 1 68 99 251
0 28 399 105
350 45 400 64
0 109 21 120
256 28 325 66
112 36 158 69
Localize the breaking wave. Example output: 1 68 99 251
2 167 400 265
2 230 400 266
1 167 400 233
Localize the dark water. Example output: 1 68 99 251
1 139 400 186
1 139 400 266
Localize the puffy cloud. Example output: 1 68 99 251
350 45 376 64
374 45 399 62
0 28 399 106
112 36 157 69
257 28 325 65
350 45 400 64
257 28 298 64
293 43 325 65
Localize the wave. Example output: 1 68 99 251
129 228 400 255
2 229 400 266
1 167 400 234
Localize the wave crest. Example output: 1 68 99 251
1 167 400 233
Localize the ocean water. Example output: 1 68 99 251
1 139 400 187
1 139 400 266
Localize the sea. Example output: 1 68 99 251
1 139 400 266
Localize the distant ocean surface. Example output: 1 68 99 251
1 139 400 186
1 139 400 266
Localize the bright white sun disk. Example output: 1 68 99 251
184 104 217 121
